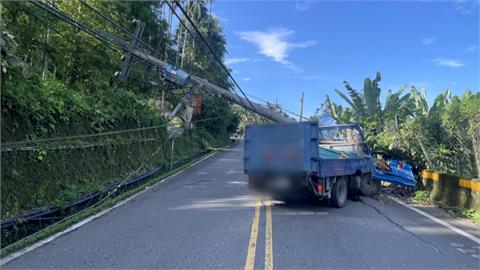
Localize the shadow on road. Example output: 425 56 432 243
269 197 333 216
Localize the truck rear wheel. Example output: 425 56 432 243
360 174 381 197
330 177 347 208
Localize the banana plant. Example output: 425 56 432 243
324 72 413 133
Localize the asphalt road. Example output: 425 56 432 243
3 143 480 269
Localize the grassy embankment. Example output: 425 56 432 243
412 190 480 223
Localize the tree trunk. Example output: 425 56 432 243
416 135 434 170
42 27 51 80
472 133 480 178
180 27 187 68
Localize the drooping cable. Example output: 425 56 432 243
29 1 120 52
79 0 159 55
169 1 260 116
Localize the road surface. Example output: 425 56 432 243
3 143 480 269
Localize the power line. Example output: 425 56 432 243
26 1 259 125
68 1 275 120
78 0 179 80
1 115 233 147
78 0 249 112
29 1 120 53
245 93 307 120
169 1 260 116
30 1 168 76
19 4 114 68
163 1 253 116
174 1 257 114
31 1 285 122
78 0 159 55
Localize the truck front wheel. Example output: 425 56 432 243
360 174 381 197
330 177 347 208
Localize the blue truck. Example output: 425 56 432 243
243 121 416 207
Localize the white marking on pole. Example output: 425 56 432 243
391 197 480 245
0 151 219 266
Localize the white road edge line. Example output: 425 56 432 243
390 197 480 245
0 151 219 266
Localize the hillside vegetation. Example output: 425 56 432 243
1 1 239 219
317 72 480 179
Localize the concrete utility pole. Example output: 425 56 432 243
118 20 145 81
97 27 293 123
190 76 293 123
299 91 304 122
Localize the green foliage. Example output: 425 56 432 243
1 78 161 142
413 190 431 203
409 90 480 177
0 30 23 74
325 72 412 135
436 201 480 223
454 208 480 223
321 72 479 178
363 72 382 118
1 0 240 220
412 191 480 223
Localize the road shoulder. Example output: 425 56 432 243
0 147 224 265
390 196 480 240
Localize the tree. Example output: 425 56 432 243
323 72 413 137
320 72 479 178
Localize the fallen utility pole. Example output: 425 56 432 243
190 76 293 123
97 30 293 123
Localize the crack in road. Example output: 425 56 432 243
360 198 441 253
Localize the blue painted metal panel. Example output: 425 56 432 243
372 160 417 188
244 121 319 174
317 158 370 177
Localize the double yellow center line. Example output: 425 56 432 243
244 199 273 270
265 205 273 270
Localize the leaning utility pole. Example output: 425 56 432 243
117 20 145 81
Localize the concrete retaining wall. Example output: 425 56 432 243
422 171 480 212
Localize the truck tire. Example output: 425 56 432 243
330 177 347 208
360 174 381 197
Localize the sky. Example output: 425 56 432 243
210 0 479 117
